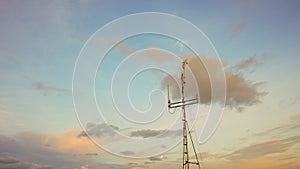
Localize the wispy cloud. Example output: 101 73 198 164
232 55 260 72
230 20 248 39
231 53 273 73
223 135 300 161
32 82 67 96
253 112 300 136
229 0 254 40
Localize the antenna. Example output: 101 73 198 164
168 85 171 106
168 59 201 169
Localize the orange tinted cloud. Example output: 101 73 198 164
13 130 101 155
54 130 99 153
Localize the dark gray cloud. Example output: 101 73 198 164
131 129 161 138
130 129 181 138
77 131 88 138
77 123 118 138
148 155 167 162
149 157 161 161
223 135 300 161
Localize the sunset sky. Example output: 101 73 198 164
0 1 299 169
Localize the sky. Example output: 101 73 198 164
0 0 299 169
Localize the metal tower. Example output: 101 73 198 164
168 59 201 169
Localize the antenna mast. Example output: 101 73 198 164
168 59 201 169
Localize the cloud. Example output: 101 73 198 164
115 42 267 110
226 72 266 109
32 82 67 96
223 135 300 161
130 129 181 138
230 20 248 39
131 167 148 169
0 131 102 168
1 131 147 169
128 162 138 165
77 131 88 138
0 154 18 164
290 112 300 120
130 130 161 138
85 153 98 156
116 41 134 56
118 46 179 62
148 155 167 161
253 112 300 136
198 152 222 160
149 157 161 161
81 164 88 169
232 55 260 72
54 130 101 154
87 163 149 169
114 40 180 62
0 104 28 133
77 123 118 138
76 35 133 57
162 55 267 110
120 151 135 156
135 47 179 62
108 23 266 110
231 54 272 73
0 154 58 169
253 125 290 137
229 0 254 40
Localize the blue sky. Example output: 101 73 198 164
0 1 299 169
